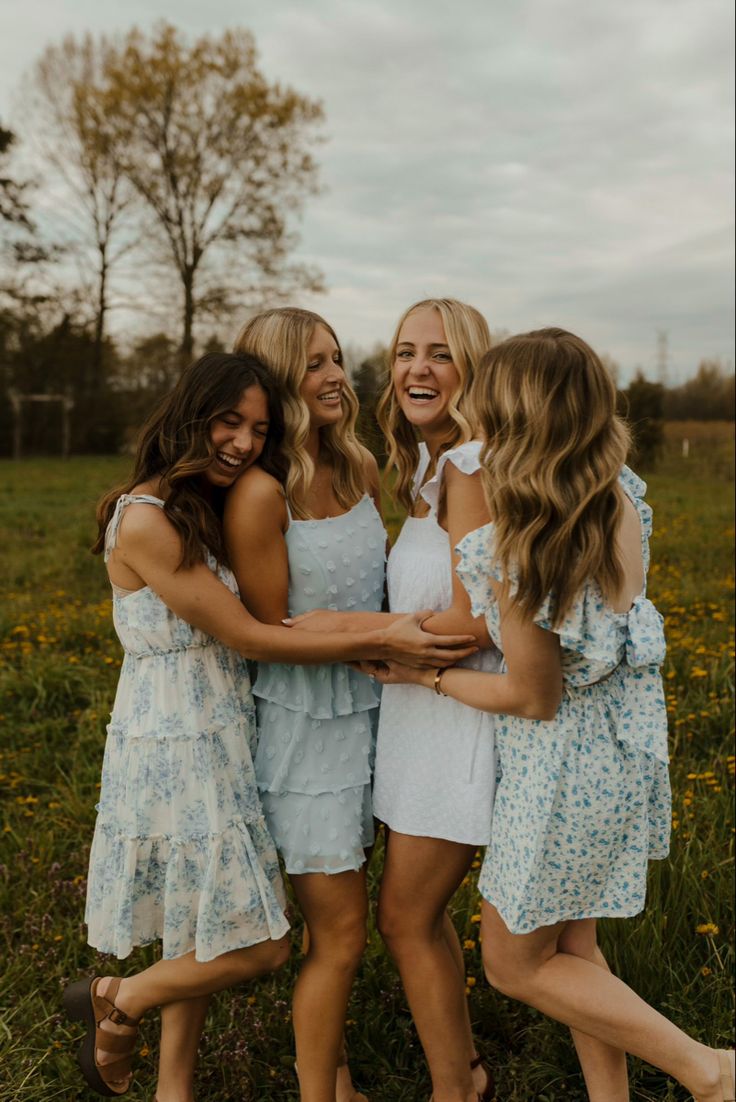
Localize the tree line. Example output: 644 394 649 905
1 23 733 459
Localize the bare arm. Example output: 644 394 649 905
285 463 492 645
223 467 290 626
111 502 475 666
416 462 493 646
373 584 563 721
219 471 477 666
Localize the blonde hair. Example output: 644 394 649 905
376 298 491 512
233 307 365 519
472 327 631 626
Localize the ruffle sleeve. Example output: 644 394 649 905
252 661 381 720
419 440 483 514
454 523 499 618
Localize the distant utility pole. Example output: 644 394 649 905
656 330 669 386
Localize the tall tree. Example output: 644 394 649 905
23 35 137 388
103 24 324 361
0 125 32 229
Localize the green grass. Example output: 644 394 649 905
0 438 733 1101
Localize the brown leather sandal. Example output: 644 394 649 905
63 976 140 1097
470 1055 497 1102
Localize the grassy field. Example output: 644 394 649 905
0 425 733 1101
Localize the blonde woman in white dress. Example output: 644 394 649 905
291 299 499 1102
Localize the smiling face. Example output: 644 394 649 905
392 307 462 441
206 384 271 487
299 324 347 429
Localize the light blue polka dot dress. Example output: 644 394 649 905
253 494 386 875
455 467 672 934
85 495 289 962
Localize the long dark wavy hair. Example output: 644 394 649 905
92 351 287 568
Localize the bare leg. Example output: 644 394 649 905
442 912 493 1097
481 904 728 1102
557 920 629 1102
291 868 369 1102
93 936 289 1092
302 910 366 1101
377 832 478 1102
156 996 211 1102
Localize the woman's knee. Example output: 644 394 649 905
311 910 367 968
482 946 521 996
377 891 444 951
230 934 290 981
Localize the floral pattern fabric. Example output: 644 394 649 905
455 466 672 933
253 494 386 874
84 494 289 962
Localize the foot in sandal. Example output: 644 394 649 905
694 1049 735 1102
63 976 140 1097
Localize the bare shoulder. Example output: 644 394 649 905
617 491 644 550
116 500 181 561
225 465 287 532
443 459 483 492
359 444 380 487
228 466 285 509
443 459 489 535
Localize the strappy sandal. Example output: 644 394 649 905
63 976 140 1097
470 1054 497 1102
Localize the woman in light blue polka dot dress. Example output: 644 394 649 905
375 329 734 1102
226 308 478 1102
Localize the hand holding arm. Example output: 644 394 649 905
373 585 563 721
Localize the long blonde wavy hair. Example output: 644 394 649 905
234 307 365 519
472 327 631 626
376 298 491 513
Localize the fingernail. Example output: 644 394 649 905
282 618 293 625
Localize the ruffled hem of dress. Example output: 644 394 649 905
253 662 380 719
478 876 669 936
256 770 372 797
84 814 288 962
419 440 483 513
260 783 374 875
105 716 254 743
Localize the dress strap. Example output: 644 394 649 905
104 494 164 561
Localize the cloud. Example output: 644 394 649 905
1 0 732 379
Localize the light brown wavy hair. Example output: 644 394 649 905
471 327 631 626
376 298 491 513
234 307 365 519
92 352 286 568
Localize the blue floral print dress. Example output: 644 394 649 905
253 494 386 875
84 494 289 962
455 467 671 934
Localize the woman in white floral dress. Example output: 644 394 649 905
62 351 473 1102
375 329 735 1102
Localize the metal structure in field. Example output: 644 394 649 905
7 389 74 459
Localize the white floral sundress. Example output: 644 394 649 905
455 466 672 934
84 494 289 962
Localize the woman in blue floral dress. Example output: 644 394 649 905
63 350 470 1102
374 329 734 1102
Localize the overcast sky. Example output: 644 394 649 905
1 0 733 383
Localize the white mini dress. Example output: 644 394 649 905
372 441 501 845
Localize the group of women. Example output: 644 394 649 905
61 299 734 1102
